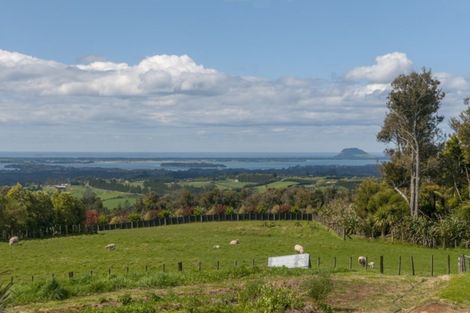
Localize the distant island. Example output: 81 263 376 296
334 148 374 159
160 162 227 168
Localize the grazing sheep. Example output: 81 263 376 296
9 236 19 246
105 243 116 251
358 256 367 267
294 244 304 254
229 239 239 245
368 261 374 269
213 245 220 249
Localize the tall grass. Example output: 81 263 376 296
0 271 13 313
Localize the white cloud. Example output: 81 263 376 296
0 49 468 151
345 52 413 83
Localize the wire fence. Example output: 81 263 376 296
2 212 345 242
5 253 468 286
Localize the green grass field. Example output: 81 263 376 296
179 178 254 189
1 221 470 312
254 180 300 191
1 221 466 281
66 185 140 210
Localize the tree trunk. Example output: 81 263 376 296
465 166 470 199
409 150 416 216
453 178 462 201
414 147 420 216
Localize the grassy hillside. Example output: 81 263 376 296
1 221 466 282
2 221 470 312
67 185 140 210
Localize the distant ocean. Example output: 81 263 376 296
0 152 386 171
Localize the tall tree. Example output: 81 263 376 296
450 97 470 198
378 69 445 216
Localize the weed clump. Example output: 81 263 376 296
304 272 333 312
40 279 70 301
238 280 301 312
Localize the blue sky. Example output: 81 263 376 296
0 0 469 152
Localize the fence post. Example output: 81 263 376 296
162 264 166 273
411 256 415 276
217 260 220 270
447 255 451 275
178 262 183 272
317 257 320 268
108 268 111 278
380 256 384 274
252 259 255 268
349 256 352 270
333 256 336 269
398 256 402 275
431 255 434 277
198 261 202 271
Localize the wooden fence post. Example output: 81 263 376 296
333 256 336 269
162 264 166 273
198 261 202 271
252 259 255 268
447 255 451 275
178 262 183 272
431 255 434 277
411 256 415 276
349 256 352 270
317 257 321 268
380 256 384 274
217 260 220 270
398 256 402 275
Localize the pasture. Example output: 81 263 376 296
1 221 467 281
2 221 470 312
66 185 140 210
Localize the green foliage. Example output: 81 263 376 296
238 281 301 312
118 294 133 305
128 213 141 222
304 272 333 303
39 279 70 301
0 272 12 313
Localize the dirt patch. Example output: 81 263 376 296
408 302 469 313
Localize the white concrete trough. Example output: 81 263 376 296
268 253 311 269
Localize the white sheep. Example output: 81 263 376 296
105 243 116 251
294 244 304 254
368 261 374 269
229 239 239 245
213 245 220 249
9 236 19 246
358 256 367 267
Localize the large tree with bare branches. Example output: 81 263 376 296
378 69 445 216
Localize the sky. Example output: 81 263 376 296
0 0 469 153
